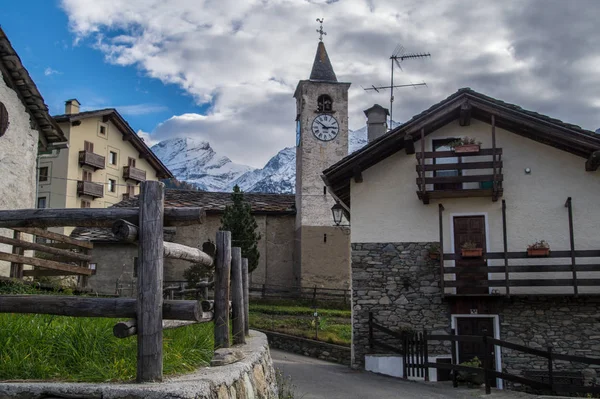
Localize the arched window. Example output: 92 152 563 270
317 95 333 112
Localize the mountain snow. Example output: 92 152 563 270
151 122 400 193
151 137 252 192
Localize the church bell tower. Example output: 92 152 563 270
293 20 351 289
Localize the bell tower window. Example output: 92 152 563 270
317 95 333 112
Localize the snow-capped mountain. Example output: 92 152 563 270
151 137 252 192
151 121 400 194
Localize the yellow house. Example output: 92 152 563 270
37 100 173 215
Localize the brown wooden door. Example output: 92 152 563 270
454 216 487 294
456 317 496 387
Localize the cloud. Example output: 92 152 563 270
136 129 159 147
60 0 600 167
44 67 62 76
113 103 168 116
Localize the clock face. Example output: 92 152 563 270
312 114 339 142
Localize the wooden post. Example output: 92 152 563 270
438 204 445 294
368 312 374 350
423 329 430 381
402 333 408 379
482 335 491 395
450 328 458 388
502 200 510 297
136 181 164 383
242 258 250 336
491 114 497 198
231 247 245 345
214 231 231 349
420 127 426 196
261 283 266 299
312 285 317 306
547 346 554 394
9 230 24 279
565 197 578 296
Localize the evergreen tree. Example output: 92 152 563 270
220 185 261 273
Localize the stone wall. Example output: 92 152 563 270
499 296 600 388
261 329 351 365
351 242 451 369
0 331 278 399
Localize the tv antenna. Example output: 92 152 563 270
364 45 430 130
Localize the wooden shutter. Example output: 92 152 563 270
128 157 136 167
84 141 94 153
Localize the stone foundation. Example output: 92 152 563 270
351 242 600 390
0 331 277 399
352 242 450 368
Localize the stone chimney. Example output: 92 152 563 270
64 99 80 115
364 104 389 142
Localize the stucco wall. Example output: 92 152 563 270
350 119 600 294
86 243 138 296
0 70 39 276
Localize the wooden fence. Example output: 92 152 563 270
249 283 351 305
368 312 600 396
0 181 250 382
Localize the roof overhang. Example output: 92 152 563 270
323 88 600 209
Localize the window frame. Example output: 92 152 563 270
108 178 117 193
39 166 49 182
37 197 47 209
109 151 118 165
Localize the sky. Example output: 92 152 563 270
2 0 600 168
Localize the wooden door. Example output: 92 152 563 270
454 216 487 294
456 317 496 387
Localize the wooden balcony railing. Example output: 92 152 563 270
77 180 104 198
416 148 503 204
123 166 146 183
78 151 105 170
442 250 600 297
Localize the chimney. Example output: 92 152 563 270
65 99 80 115
364 104 389 142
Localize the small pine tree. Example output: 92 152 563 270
220 185 261 273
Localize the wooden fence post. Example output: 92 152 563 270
214 231 231 349
242 258 250 336
423 329 430 381
261 284 266 299
450 328 458 388
231 247 245 345
548 346 554 394
9 230 24 279
368 312 374 350
483 335 491 394
136 181 164 383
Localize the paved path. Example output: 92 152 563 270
271 349 540 399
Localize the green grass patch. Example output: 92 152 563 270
0 314 213 382
250 298 350 310
249 304 350 318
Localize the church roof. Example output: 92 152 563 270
309 42 337 82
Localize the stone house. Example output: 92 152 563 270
71 190 298 295
0 27 67 277
322 88 600 387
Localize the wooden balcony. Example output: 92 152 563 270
416 148 503 204
123 166 146 183
441 250 600 297
78 151 105 170
77 180 103 198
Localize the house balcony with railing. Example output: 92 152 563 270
78 150 105 170
416 147 503 204
435 199 600 297
123 166 146 183
77 180 104 198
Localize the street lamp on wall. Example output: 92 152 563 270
331 202 344 226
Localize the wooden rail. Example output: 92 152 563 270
368 315 600 395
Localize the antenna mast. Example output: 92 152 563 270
364 45 431 130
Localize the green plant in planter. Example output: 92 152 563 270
457 356 484 386
447 136 482 149
428 243 441 259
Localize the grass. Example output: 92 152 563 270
0 314 214 382
248 302 351 346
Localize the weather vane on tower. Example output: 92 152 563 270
316 18 326 42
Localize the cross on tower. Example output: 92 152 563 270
316 18 326 42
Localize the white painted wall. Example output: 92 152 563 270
351 118 600 294
0 70 40 276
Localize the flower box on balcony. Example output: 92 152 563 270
461 248 483 258
527 248 550 257
453 144 481 154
